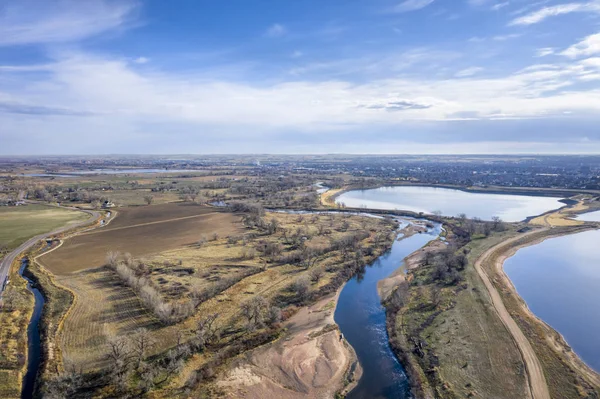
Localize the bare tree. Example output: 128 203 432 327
300 247 321 269
144 194 154 205
133 328 155 369
196 313 220 348
241 296 269 330
292 276 311 302
309 267 324 283
105 251 120 269
491 216 505 231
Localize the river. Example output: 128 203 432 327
20 259 44 399
335 219 442 398
336 186 564 222
504 230 600 372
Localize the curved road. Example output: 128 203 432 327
474 229 551 399
0 204 101 299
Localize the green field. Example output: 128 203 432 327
0 205 89 251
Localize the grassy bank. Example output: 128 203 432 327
480 227 600 398
0 257 33 399
386 224 530 398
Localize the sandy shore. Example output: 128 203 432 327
217 289 361 398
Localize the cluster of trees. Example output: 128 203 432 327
106 252 194 324
425 247 468 286
456 214 505 238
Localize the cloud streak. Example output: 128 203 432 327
0 0 139 46
390 0 435 13
509 2 600 26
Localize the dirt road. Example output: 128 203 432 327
474 229 551 399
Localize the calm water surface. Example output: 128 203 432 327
335 221 441 398
504 230 600 372
575 210 600 222
337 186 563 222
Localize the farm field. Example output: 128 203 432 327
38 203 242 274
47 209 395 393
0 205 88 251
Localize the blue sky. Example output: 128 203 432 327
2 0 600 154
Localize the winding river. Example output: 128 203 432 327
504 230 600 372
336 186 564 222
335 220 442 398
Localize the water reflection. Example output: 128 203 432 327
337 186 563 222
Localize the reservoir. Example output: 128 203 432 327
504 230 600 372
336 186 564 222
335 219 441 398
575 210 600 222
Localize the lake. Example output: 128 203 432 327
336 186 564 222
575 210 600 222
504 230 600 372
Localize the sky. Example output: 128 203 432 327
2 0 600 154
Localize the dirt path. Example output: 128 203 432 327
474 229 551 399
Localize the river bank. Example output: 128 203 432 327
218 289 361 398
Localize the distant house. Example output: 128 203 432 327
102 200 115 209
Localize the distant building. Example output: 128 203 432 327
102 200 115 209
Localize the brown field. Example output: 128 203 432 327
48 210 395 392
38 203 242 274
56 267 183 371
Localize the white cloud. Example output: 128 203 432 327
0 0 139 46
265 23 287 38
291 51 304 58
493 33 521 41
2 50 599 138
134 56 149 64
509 2 600 26
391 0 435 13
536 47 555 57
492 2 510 11
455 66 484 77
561 32 600 58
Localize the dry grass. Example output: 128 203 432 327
0 261 34 398
529 199 588 227
320 188 344 206
52 210 394 393
390 228 530 399
38 203 242 274
481 227 600 398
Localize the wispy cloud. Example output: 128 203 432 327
0 101 92 116
536 47 555 57
492 2 510 11
455 66 484 77
509 2 600 26
390 0 435 13
561 32 600 58
0 0 139 46
265 23 287 38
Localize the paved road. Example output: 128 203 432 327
0 204 101 299
474 230 551 399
